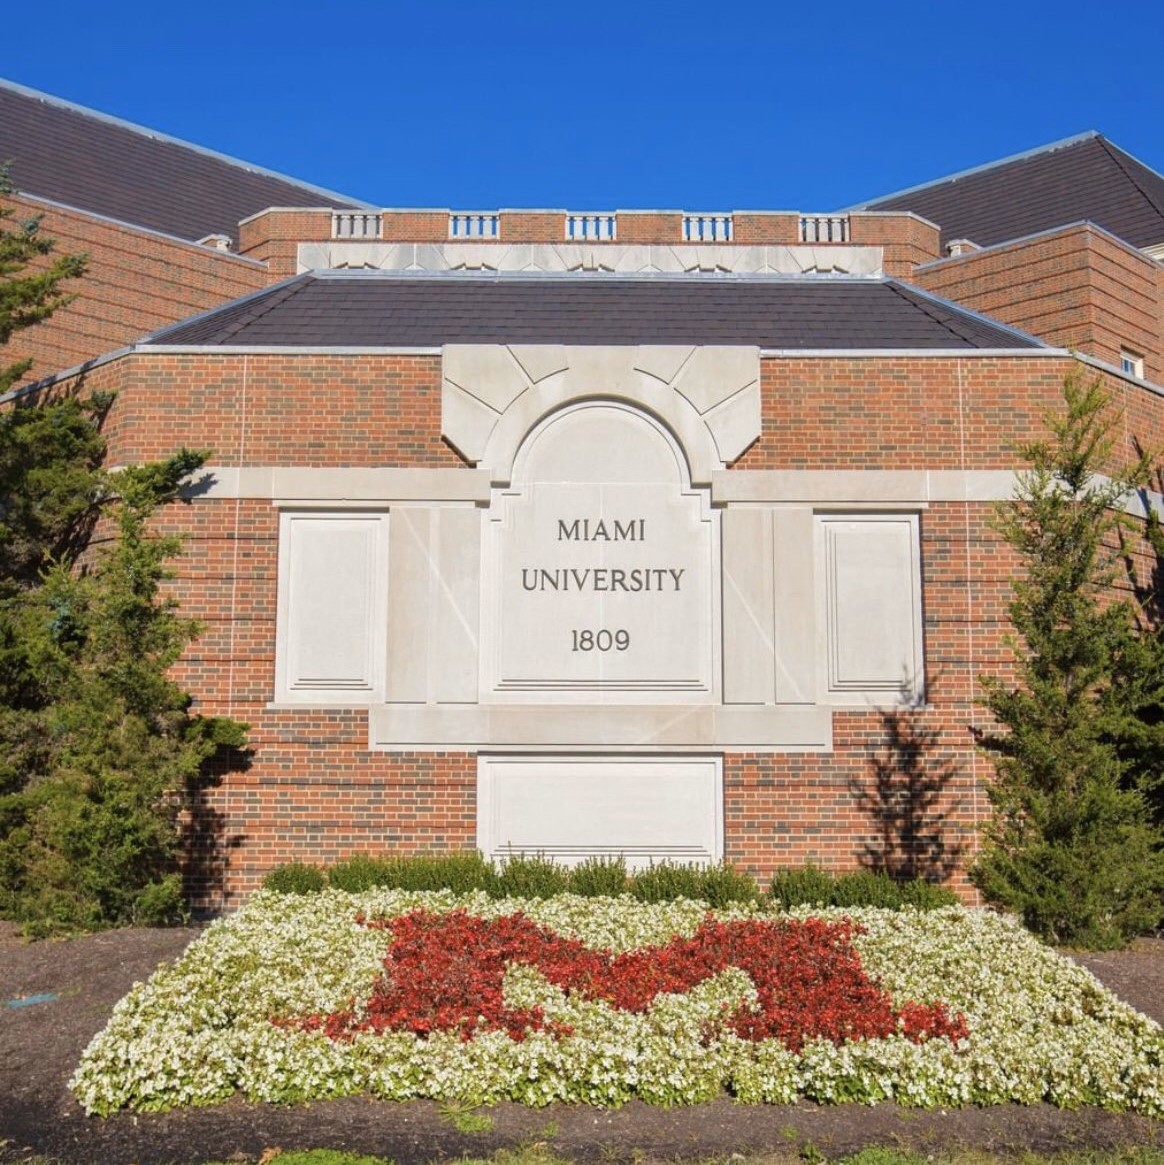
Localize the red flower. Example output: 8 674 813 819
280 910 967 1052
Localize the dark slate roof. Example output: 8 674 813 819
145 272 1044 350
0 79 371 244
853 133 1164 251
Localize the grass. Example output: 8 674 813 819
17 1143 1164 1165
195 1148 1164 1165
438 1100 497 1133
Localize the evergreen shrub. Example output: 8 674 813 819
766 863 956 911
696 861 761 907
325 854 392 893
767 863 836 909
566 854 629 897
492 853 570 899
263 862 327 895
972 371 1164 948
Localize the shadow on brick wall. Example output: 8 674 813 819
182 741 251 913
851 703 966 883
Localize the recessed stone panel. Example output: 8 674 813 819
477 755 722 868
483 402 717 699
817 514 924 702
276 513 388 703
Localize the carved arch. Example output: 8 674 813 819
441 344 760 487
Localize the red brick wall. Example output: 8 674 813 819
849 213 941 277
245 207 936 275
913 226 1164 382
497 211 569 243
28 349 1164 906
733 355 1075 471
0 193 269 385
237 208 331 280
732 213 801 245
100 353 460 468
617 212 684 243
381 211 451 243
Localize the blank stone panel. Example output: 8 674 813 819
276 514 388 702
387 509 433 704
477 755 723 868
721 506 816 706
721 507 775 704
387 506 482 704
817 514 923 703
772 508 816 704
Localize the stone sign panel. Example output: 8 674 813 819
483 401 717 699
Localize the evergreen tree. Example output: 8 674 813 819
0 413 247 933
0 172 245 933
0 440 246 933
1 167 87 393
972 369 1164 949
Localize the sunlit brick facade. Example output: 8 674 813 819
4 82 1164 906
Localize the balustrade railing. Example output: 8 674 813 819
450 213 500 239
331 212 383 240
799 215 849 243
566 214 617 241
682 214 733 242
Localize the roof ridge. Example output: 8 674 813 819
844 132 1100 212
883 282 981 346
0 77 376 210
1096 136 1164 230
884 280 1044 349
209 275 318 344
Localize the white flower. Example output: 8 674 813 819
69 894 1164 1116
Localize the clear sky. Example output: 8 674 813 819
3 0 1162 213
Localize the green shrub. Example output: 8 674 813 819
767 863 836 909
327 850 495 894
830 869 907 908
326 853 394 892
264 862 326 895
493 853 570 899
696 861 761 908
972 373 1164 948
133 875 188 925
394 851 495 893
766 863 956 911
566 855 628 897
265 851 953 912
629 861 706 903
895 878 959 910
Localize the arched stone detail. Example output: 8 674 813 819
441 344 760 487
479 398 719 701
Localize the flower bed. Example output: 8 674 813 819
292 910 966 1050
71 891 1164 1114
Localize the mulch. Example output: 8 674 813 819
1 919 1162 1165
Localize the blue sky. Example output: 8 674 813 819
4 0 1162 212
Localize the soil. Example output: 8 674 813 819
1 920 1162 1165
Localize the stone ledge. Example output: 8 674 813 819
368 703 833 752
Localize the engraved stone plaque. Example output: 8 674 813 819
483 402 716 699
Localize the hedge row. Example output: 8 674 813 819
262 853 957 911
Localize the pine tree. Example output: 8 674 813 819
0 167 87 393
0 423 248 933
0 174 245 933
972 368 1164 948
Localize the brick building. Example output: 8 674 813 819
3 79 1164 904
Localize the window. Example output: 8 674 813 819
1120 350 1145 379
